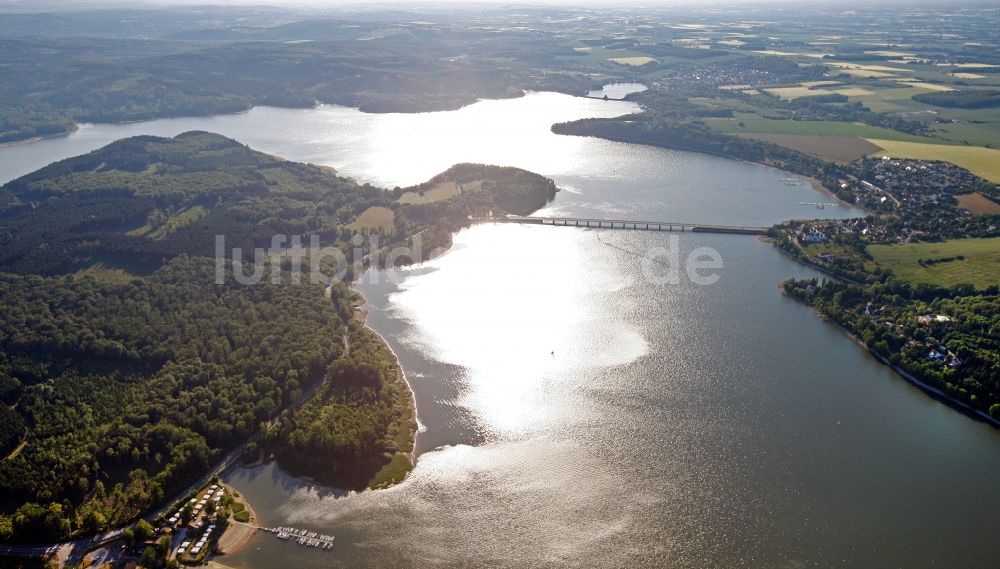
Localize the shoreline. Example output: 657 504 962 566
780 285 1000 430
0 90 542 149
0 124 79 149
350 285 422 468
803 175 860 210
215 280 422 535
215 482 261 557
762 235 865 285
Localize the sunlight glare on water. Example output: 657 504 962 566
318 92 640 187
386 224 648 438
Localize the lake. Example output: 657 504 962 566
2 91 998 568
586 82 648 99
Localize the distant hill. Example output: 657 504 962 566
0 131 385 275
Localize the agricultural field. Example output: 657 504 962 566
743 133 882 162
826 62 914 75
829 83 961 114
705 117 945 142
925 106 1000 147
609 56 658 66
829 87 875 97
867 237 1000 289
956 192 1000 215
763 86 829 99
906 82 955 92
753 50 829 59
867 139 1000 182
838 68 898 79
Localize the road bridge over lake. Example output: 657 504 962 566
476 216 766 235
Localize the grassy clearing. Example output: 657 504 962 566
348 206 395 232
4 440 26 461
956 192 1000 215
367 452 413 489
71 253 161 278
397 180 480 205
150 206 208 239
868 237 1000 289
867 139 1000 182
74 263 138 285
127 205 208 239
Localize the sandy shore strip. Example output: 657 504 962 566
215 482 261 556
804 175 862 210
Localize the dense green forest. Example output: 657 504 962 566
269 315 416 489
0 132 559 542
912 90 1000 109
0 256 343 539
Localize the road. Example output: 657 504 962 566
2 368 332 568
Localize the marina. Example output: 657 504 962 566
268 527 336 550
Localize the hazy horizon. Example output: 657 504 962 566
2 0 996 12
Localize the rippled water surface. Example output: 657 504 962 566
3 92 998 568
223 225 1000 569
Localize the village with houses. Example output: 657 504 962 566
775 151 999 427
768 154 999 283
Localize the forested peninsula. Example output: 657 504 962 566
0 132 557 541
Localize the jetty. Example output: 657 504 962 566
475 216 765 235
266 526 336 550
